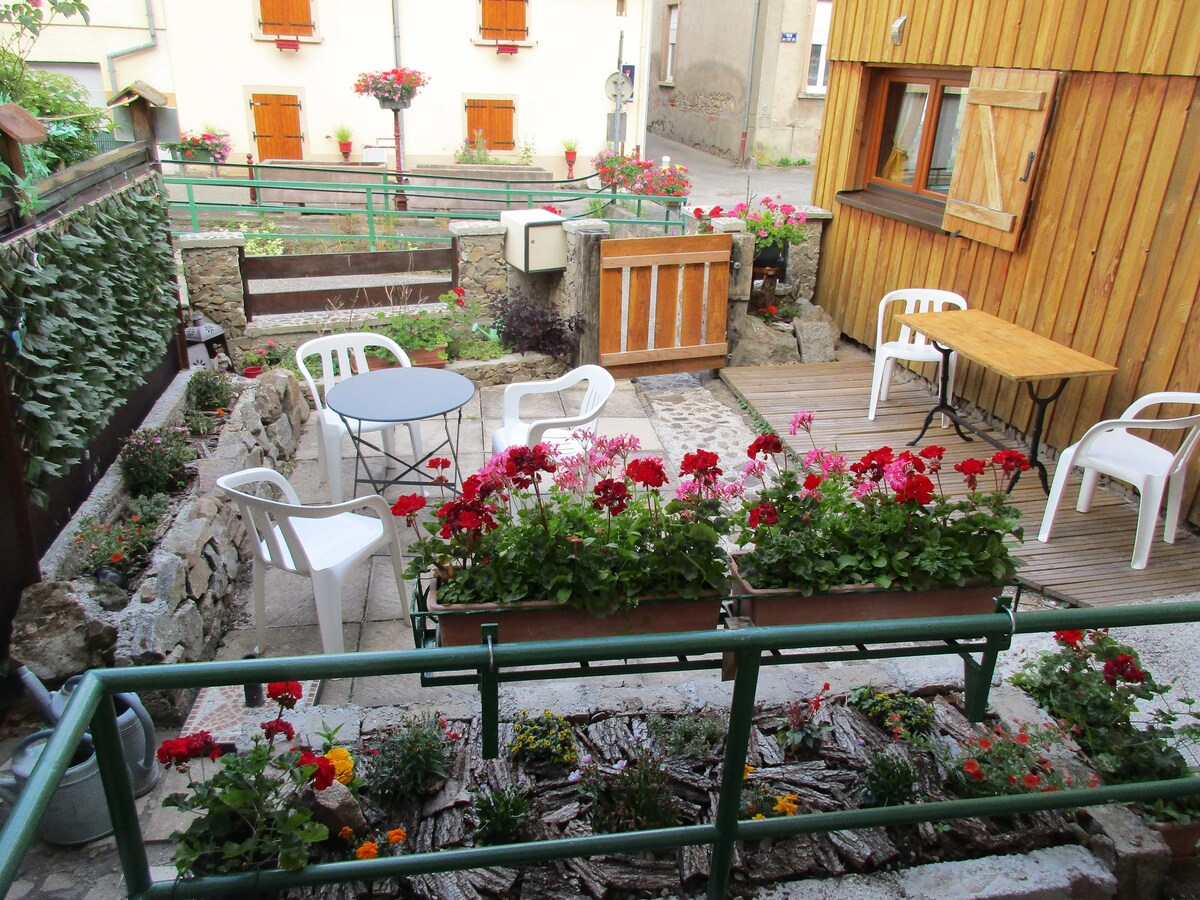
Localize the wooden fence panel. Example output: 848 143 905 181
598 234 731 379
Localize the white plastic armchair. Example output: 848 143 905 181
217 467 408 655
296 333 423 503
1038 392 1200 570
868 288 968 420
491 364 616 455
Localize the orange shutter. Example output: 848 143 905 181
465 100 515 150
941 68 1060 252
251 94 304 160
481 0 527 41
259 0 314 36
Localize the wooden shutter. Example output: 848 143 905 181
259 0 314 36
465 99 515 150
941 68 1059 252
251 93 304 160
481 0 527 41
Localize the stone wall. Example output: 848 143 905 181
11 370 310 721
449 221 509 310
177 231 247 339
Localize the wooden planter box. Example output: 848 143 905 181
422 573 723 647
728 558 1000 626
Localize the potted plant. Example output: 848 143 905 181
396 435 731 645
162 128 233 164
727 196 809 268
367 311 449 368
240 339 286 377
591 149 692 204
332 124 353 161
728 411 1025 626
562 138 578 176
159 682 341 881
354 68 430 110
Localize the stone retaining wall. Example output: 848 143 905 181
11 370 309 721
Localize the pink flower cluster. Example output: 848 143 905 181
354 67 430 102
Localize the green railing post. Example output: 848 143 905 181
365 187 377 251
480 623 500 759
90 690 151 896
185 181 198 232
708 648 762 899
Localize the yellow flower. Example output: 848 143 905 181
743 764 755 780
325 747 354 785
355 841 378 859
752 813 766 820
773 794 799 816
388 827 407 844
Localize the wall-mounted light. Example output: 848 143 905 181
891 16 907 46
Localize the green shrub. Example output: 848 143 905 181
187 369 235 411
578 750 679 833
509 710 577 765
861 751 917 807
647 713 725 757
473 783 532 845
847 685 934 737
118 427 196 497
363 715 458 806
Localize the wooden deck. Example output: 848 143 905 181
721 360 1200 608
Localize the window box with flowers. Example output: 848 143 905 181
354 68 430 110
592 149 692 206
163 129 233 164
728 411 1025 627
396 434 731 646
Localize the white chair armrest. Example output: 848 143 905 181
527 409 606 445
1074 415 1200 458
500 369 591 423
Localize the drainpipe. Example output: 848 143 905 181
105 0 158 97
737 0 762 167
391 0 407 172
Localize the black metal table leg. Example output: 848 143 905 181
909 342 973 446
1008 379 1067 494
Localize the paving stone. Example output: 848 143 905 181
897 845 1117 899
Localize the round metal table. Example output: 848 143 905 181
325 368 476 496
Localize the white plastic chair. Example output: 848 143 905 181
296 333 423 503
867 289 968 420
491 364 616 455
1038 392 1200 570
216 467 408 655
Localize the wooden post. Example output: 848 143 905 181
574 230 605 366
0 104 47 225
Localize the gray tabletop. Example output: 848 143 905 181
325 368 476 423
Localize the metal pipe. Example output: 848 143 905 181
390 0 406 172
738 0 763 166
105 0 157 97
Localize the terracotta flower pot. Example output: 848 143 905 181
1151 820 1200 860
421 571 723 647
337 140 352 161
728 557 1000 627
564 150 578 165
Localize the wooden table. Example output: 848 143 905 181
894 308 1117 492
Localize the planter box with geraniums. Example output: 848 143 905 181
396 435 731 646
592 149 692 207
728 411 1026 626
162 129 233 164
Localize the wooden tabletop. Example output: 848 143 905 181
894 308 1118 382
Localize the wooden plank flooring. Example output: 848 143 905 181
721 360 1200 608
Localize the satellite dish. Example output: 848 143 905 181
604 71 634 101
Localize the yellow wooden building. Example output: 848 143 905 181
812 0 1200 523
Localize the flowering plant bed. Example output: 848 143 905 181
311 693 1103 897
732 411 1025 597
398 434 731 621
163 129 233 164
592 149 692 197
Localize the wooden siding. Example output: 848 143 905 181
813 3 1200 523
828 0 1200 77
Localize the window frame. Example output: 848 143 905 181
864 67 970 201
661 2 679 84
805 0 832 95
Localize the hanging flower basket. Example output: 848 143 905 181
377 96 412 111
354 68 429 109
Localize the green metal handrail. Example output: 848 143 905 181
5 601 1200 898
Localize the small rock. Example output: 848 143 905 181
302 780 368 835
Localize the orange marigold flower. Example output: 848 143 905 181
355 841 379 859
388 827 407 844
339 826 354 840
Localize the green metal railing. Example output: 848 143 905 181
4 601 1200 899
164 162 688 250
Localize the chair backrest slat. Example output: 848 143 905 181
296 333 412 413
878 289 968 350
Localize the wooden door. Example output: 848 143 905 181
598 234 731 378
251 93 303 160
465 99 515 149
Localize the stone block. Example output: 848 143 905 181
793 301 840 363
898 845 1116 899
729 316 801 367
1081 804 1170 899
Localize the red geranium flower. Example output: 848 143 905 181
391 494 426 523
680 449 722 482
427 457 451 470
626 456 667 488
1103 654 1146 686
267 681 303 709
261 717 295 742
593 478 630 515
993 449 1030 473
1053 629 1085 648
1023 773 1042 789
157 731 222 765
747 433 783 459
748 502 778 529
299 751 336 791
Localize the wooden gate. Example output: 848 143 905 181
251 93 303 160
598 233 731 378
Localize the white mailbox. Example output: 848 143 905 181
501 208 567 273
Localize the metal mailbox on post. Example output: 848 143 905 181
501 208 567 274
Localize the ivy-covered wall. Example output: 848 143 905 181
0 174 179 507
